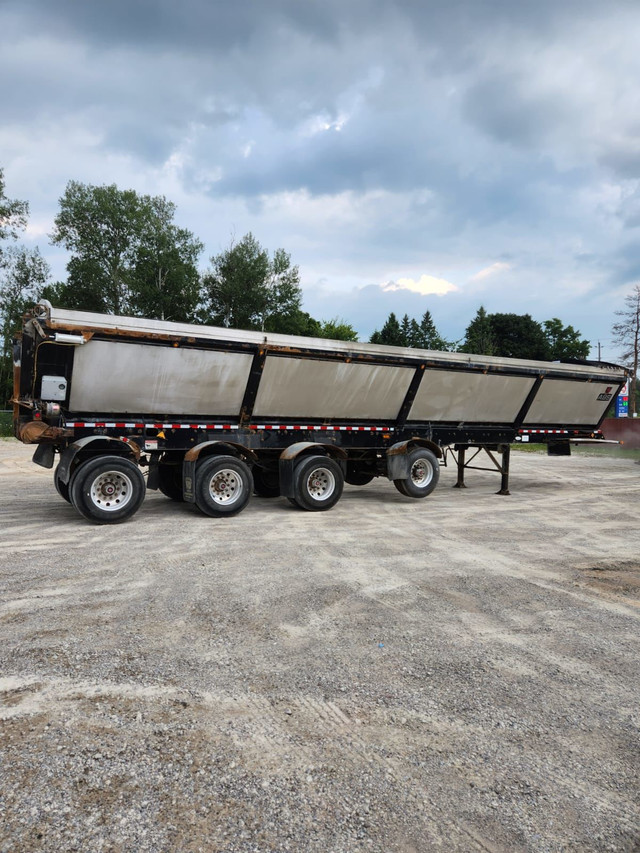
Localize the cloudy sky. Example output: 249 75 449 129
2 0 640 357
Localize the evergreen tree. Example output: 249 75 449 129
459 305 495 355
370 312 403 346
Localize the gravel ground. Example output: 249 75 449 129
0 439 639 852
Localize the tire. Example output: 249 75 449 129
253 466 280 498
70 456 146 524
393 448 440 499
53 464 71 503
194 455 253 518
158 461 184 502
293 455 344 512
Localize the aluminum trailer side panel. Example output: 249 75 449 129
252 357 413 420
523 378 618 426
69 340 253 416
408 371 536 423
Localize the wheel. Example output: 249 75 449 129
293 455 344 512
393 448 440 498
157 461 184 502
70 456 146 524
194 455 253 517
53 464 71 503
253 466 280 497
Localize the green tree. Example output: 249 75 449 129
370 312 403 346
459 305 495 355
0 168 29 253
51 181 146 314
488 313 550 360
370 310 452 350
50 182 203 320
543 318 590 361
201 233 302 332
0 246 50 405
316 317 358 342
417 310 452 350
612 285 640 416
130 196 204 322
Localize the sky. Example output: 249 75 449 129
2 0 640 359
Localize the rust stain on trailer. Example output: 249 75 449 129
18 421 72 444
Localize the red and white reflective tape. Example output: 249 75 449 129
519 429 570 435
251 424 391 432
68 421 237 430
67 421 393 432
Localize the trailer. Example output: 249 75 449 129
12 301 626 524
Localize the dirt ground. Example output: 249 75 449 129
0 439 638 853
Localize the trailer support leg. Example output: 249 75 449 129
453 447 467 488
497 444 510 496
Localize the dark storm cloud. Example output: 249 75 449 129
2 0 640 353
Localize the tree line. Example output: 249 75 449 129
370 306 590 361
2 168 636 410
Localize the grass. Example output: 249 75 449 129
0 410 13 438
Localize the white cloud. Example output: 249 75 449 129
469 262 512 282
382 274 458 296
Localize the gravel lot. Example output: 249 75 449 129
1 439 639 852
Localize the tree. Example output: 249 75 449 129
130 196 204 322
370 310 452 350
0 246 50 405
459 306 495 355
370 312 403 346
201 233 302 332
50 181 203 320
0 168 29 253
612 285 640 416
543 318 590 361
51 181 146 315
316 317 358 342
417 310 452 350
488 313 550 360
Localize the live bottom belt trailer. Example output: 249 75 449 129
12 302 626 525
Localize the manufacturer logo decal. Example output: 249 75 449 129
596 386 613 402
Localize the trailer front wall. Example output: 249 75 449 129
68 340 253 415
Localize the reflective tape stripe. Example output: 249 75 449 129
67 422 392 432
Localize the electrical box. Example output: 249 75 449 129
41 375 68 401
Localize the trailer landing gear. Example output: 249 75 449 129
449 444 511 495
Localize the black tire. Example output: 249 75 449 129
158 461 184 502
53 464 71 503
393 448 439 498
293 455 344 512
70 456 146 524
253 466 280 498
194 455 253 518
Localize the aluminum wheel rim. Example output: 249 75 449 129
89 470 134 512
306 467 335 501
208 468 244 505
410 459 433 489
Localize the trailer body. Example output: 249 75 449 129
12 303 626 523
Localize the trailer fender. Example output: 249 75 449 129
182 441 257 503
57 436 141 485
386 439 442 481
278 442 347 498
